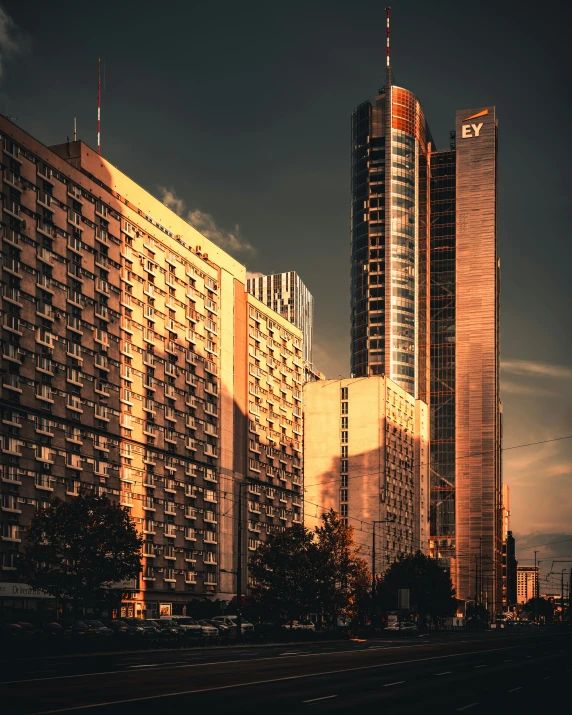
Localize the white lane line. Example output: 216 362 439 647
457 705 479 712
508 687 522 693
281 651 303 656
129 664 161 669
303 695 338 704
436 671 452 676
383 680 406 687
15 640 560 704
474 664 486 668
504 659 513 662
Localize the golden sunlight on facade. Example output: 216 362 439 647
0 118 305 618
303 376 428 574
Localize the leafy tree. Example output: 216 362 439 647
314 510 371 625
19 492 142 615
523 597 553 622
249 523 319 622
376 551 456 627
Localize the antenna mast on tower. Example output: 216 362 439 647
385 7 392 89
97 57 101 155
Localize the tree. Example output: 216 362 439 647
376 551 456 627
19 492 142 615
249 523 319 622
523 597 553 622
314 510 371 626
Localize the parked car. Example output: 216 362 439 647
17 622 42 638
41 622 65 638
0 623 24 639
82 620 114 637
102 619 132 636
162 616 203 638
197 620 220 639
147 619 181 638
122 618 161 639
206 619 232 637
59 620 98 637
212 615 254 635
282 620 316 631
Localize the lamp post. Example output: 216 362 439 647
371 515 396 628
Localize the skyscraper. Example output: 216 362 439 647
246 272 314 364
350 11 502 613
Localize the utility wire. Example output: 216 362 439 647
304 434 572 490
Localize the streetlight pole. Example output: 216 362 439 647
371 516 396 629
236 482 243 642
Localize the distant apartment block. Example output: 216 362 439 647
303 376 429 571
246 272 314 364
517 566 538 605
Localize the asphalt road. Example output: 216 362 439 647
2 630 571 714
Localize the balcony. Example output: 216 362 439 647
3 256 21 277
2 343 23 364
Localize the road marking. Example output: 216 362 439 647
383 680 406 687
436 671 452 676
281 651 303 656
508 687 522 693
457 705 479 712
14 640 562 706
128 664 161 668
303 695 338 703
474 664 486 668
504 659 513 662
543 676 551 680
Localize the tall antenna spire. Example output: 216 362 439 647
385 7 392 88
97 57 101 155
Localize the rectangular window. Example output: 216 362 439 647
341 431 348 444
340 459 348 473
341 446 348 458
341 417 348 429
341 402 348 415
341 387 348 400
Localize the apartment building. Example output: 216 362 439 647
303 376 429 571
246 272 313 364
0 118 303 619
517 566 538 605
245 296 303 570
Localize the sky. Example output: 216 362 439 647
1 0 570 577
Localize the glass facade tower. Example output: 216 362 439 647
350 68 502 612
350 85 432 399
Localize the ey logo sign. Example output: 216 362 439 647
461 109 488 138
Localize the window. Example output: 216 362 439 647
340 459 348 473
341 431 348 444
340 489 348 503
341 417 348 429
341 387 348 400
341 402 348 415
341 446 348 458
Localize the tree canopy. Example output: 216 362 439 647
249 523 319 621
376 551 456 624
248 510 370 624
19 491 142 608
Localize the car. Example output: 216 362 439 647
147 619 181 638
282 620 316 631
0 623 24 639
16 622 42 637
205 619 232 636
122 618 161 638
398 622 419 634
41 622 65 638
197 620 220 638
212 615 255 635
162 616 203 638
82 620 114 637
59 620 98 637
101 619 131 636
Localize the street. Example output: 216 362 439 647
2 630 570 714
